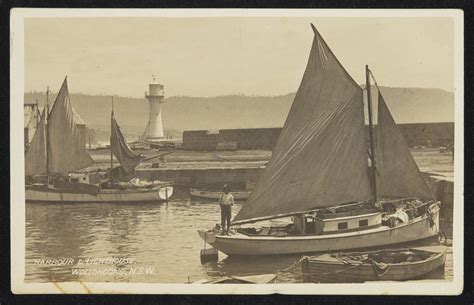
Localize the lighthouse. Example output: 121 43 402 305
142 77 166 141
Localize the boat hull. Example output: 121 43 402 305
301 246 447 282
25 185 174 203
198 206 440 256
190 189 251 200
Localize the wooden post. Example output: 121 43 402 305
302 217 306 235
366 65 377 204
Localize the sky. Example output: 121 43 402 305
24 17 455 97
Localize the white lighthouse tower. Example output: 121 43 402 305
142 76 166 141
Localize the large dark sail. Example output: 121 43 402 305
375 92 434 200
25 78 94 175
110 114 144 174
233 25 372 223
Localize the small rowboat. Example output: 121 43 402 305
301 245 446 283
190 189 251 200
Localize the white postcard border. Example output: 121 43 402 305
10 8 464 295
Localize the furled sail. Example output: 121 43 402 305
47 78 94 174
233 25 372 223
25 109 47 176
110 113 144 174
375 91 434 200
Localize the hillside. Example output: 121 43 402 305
24 86 454 140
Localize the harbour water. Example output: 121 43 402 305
26 199 304 283
25 198 452 283
25 149 454 283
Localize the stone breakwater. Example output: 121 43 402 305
137 166 455 225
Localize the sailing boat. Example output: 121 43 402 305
25 77 173 203
197 24 440 256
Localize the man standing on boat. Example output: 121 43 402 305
219 185 234 235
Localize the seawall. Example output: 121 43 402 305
182 122 454 151
137 166 454 228
137 165 264 189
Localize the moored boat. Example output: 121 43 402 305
198 199 440 256
198 24 441 256
190 188 251 200
25 180 173 203
24 78 173 203
301 246 447 283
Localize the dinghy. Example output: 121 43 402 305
301 246 447 283
25 78 173 203
198 24 440 256
190 188 251 200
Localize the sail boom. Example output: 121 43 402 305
232 209 320 226
232 201 367 225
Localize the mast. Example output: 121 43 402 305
110 96 114 177
45 86 50 181
366 65 377 203
35 99 39 126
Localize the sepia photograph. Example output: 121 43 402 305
10 9 463 294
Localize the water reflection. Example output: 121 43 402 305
26 198 229 283
201 254 303 282
26 196 450 283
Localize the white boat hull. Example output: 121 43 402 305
198 206 440 256
25 186 174 203
190 189 251 200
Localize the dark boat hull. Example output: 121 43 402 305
301 246 447 283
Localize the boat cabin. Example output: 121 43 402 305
292 203 382 235
235 200 432 237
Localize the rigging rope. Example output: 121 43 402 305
368 69 380 88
